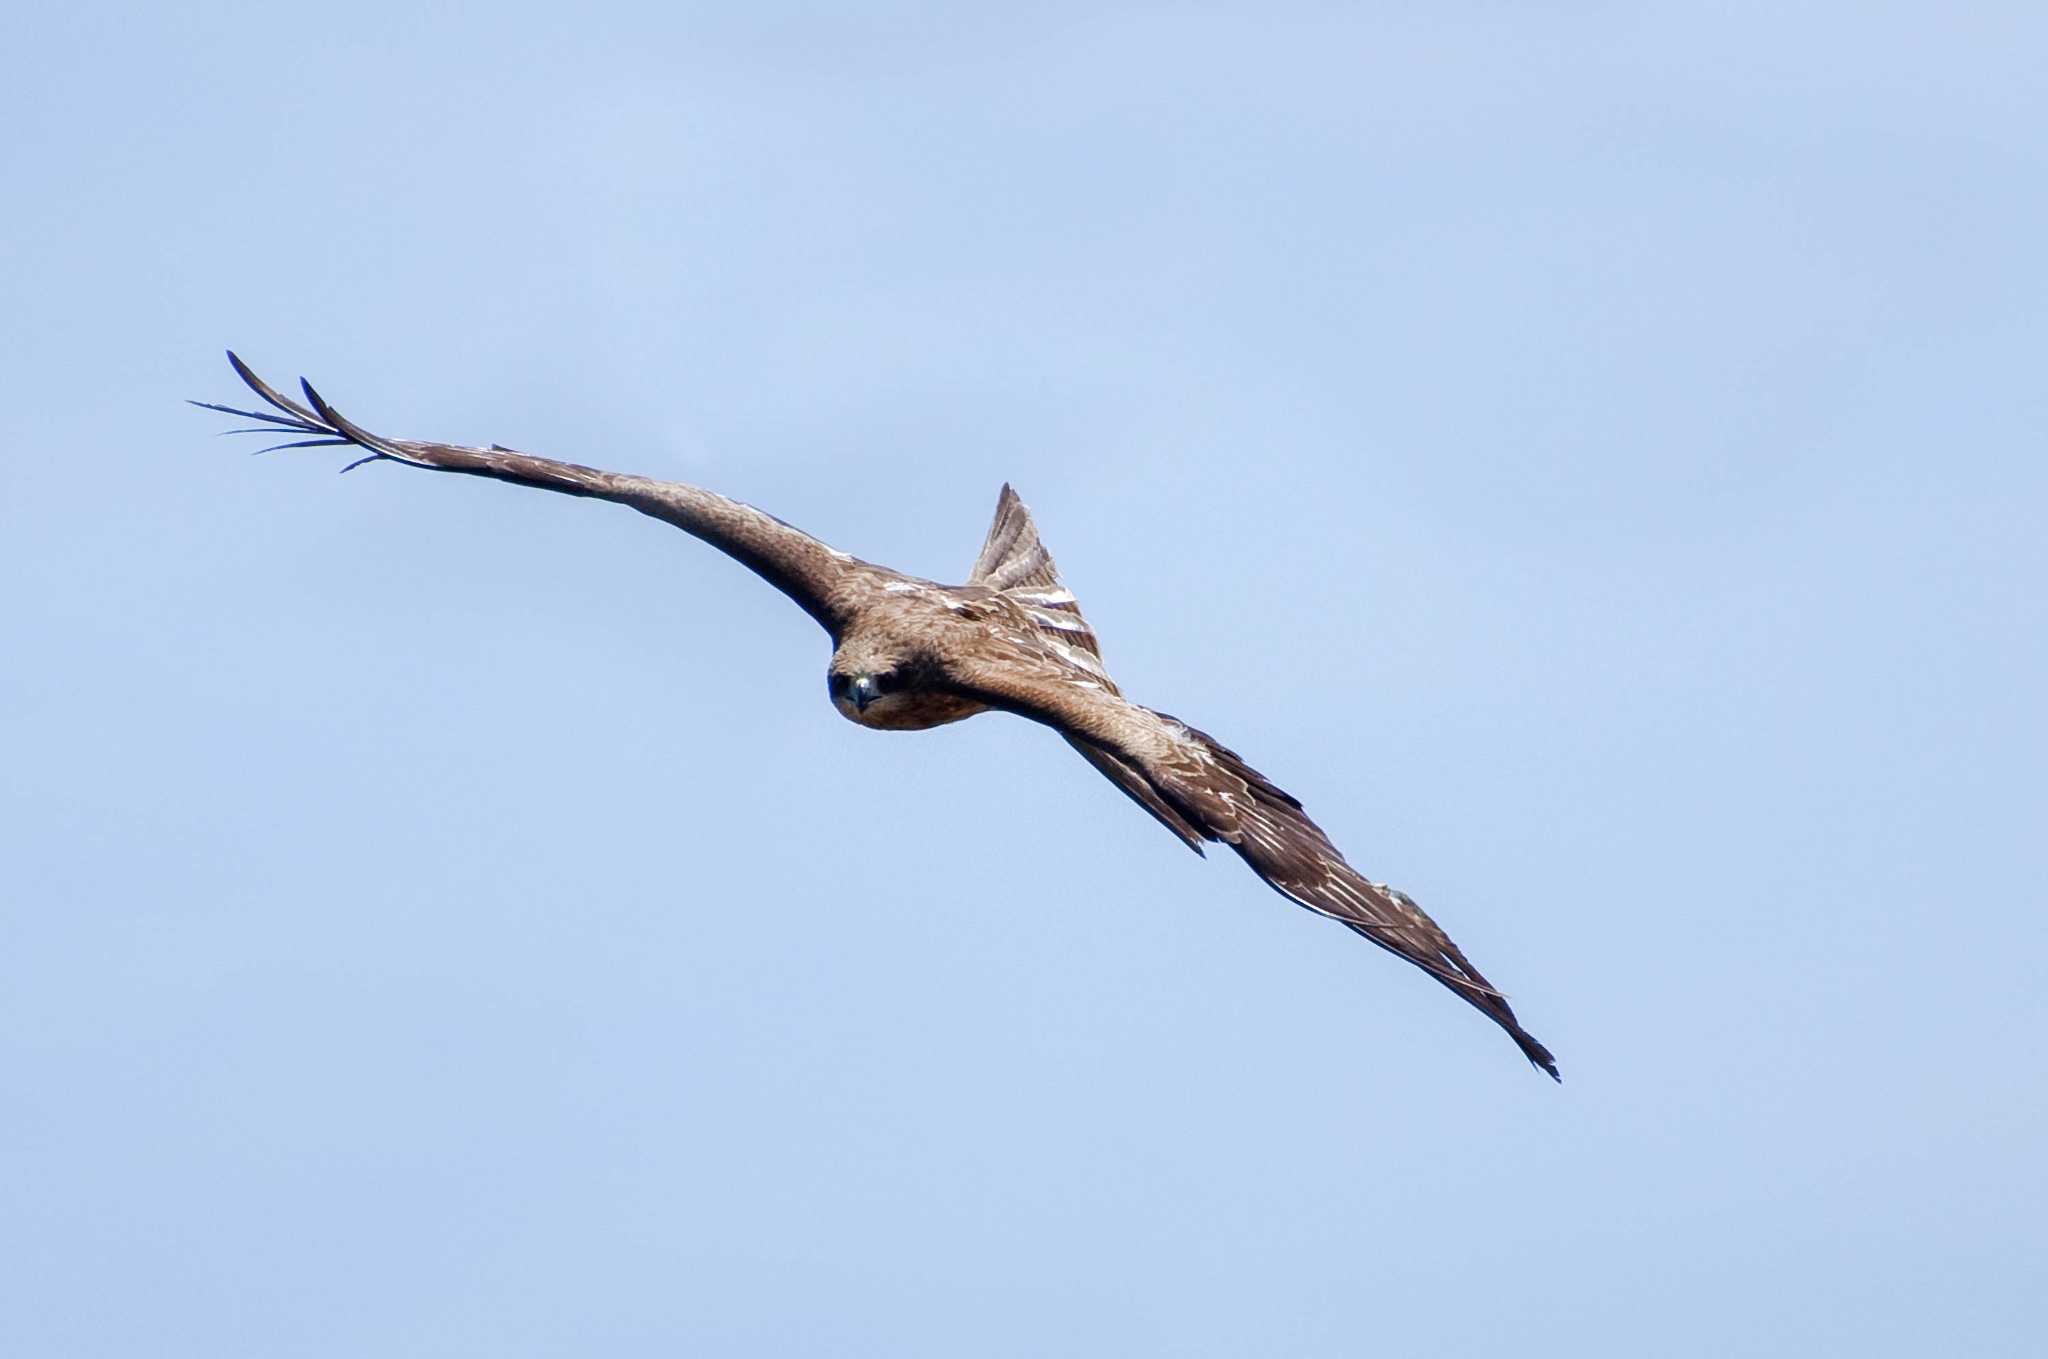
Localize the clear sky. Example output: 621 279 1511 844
4 5 2043 1355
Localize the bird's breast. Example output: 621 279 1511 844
836 689 990 731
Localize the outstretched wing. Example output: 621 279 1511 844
1154 715 1558 1080
194 352 868 636
945 654 1559 1079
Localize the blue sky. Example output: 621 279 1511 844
4 5 2044 1355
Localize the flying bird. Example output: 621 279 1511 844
197 353 1559 1079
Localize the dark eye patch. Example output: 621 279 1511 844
827 673 852 697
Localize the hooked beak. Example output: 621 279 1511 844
850 674 880 712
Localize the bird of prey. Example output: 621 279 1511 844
197 353 1559 1079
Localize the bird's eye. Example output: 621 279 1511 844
872 671 899 696
827 673 851 697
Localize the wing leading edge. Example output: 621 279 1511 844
196 352 867 636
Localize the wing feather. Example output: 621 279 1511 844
196 353 867 635
1172 717 1560 1079
967 485 1110 680
1064 736 1207 855
945 654 1558 1078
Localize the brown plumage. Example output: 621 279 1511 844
196 353 1559 1079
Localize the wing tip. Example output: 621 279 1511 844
1518 1033 1562 1082
298 376 398 456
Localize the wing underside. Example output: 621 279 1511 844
1133 714 1559 1078
195 352 863 634
948 652 1558 1078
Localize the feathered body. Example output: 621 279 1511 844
197 354 1559 1079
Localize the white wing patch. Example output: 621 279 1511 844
1025 607 1092 635
1011 586 1076 607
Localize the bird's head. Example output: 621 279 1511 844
827 644 981 731
827 665 906 721
827 637 917 728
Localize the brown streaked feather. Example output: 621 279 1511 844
968 484 1110 682
968 483 1059 592
942 655 1558 1079
1171 718 1559 1079
199 356 1554 1079
198 353 872 636
1065 735 1207 855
